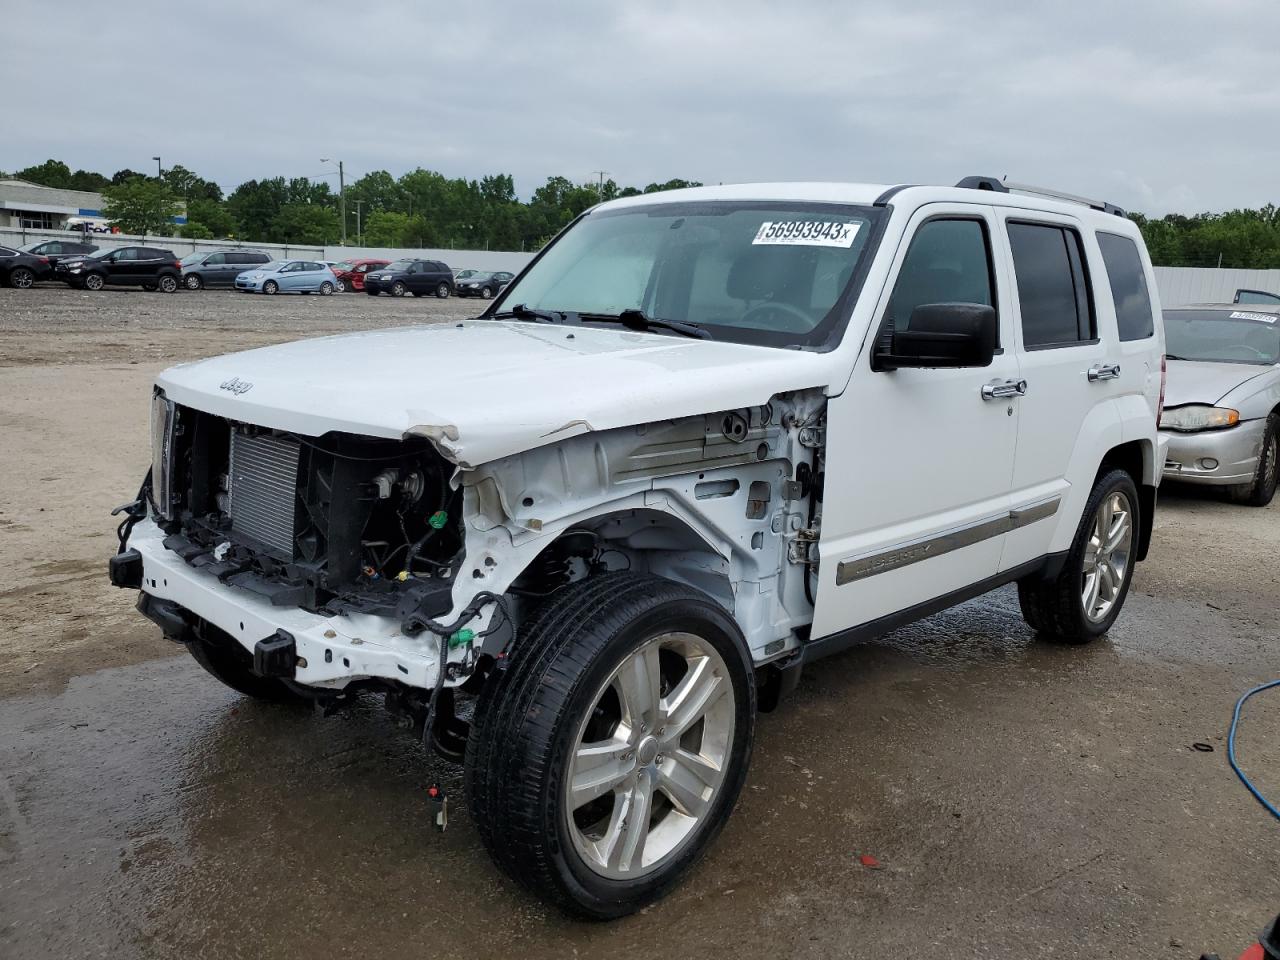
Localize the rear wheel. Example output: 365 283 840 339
9 267 34 289
186 625 312 704
435 282 450 298
465 572 755 919
185 273 204 290
157 275 178 293
1018 468 1139 643
263 280 279 295
319 281 334 296
1229 414 1279 507
83 273 105 291
390 281 406 297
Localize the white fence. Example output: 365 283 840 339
1154 267 1280 308
0 226 534 274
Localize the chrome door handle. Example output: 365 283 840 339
1088 363 1121 382
981 378 1028 401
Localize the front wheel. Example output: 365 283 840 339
465 572 755 919
334 278 346 292
435 282 450 298
1229 414 1279 507
184 274 204 290
263 280 279 295
83 273 105 291
390 281 406 297
1018 468 1139 643
480 286 494 299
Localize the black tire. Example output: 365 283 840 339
319 281 334 296
263 280 279 295
480 286 494 299
83 273 105 291
390 281 406 297
435 282 450 298
334 278 346 292
185 273 204 290
1018 468 1140 643
157 274 178 293
186 626 311 704
464 572 755 919
9 266 35 289
1229 413 1279 507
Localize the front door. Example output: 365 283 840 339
811 204 1022 638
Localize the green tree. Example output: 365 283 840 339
268 203 341 245
162 164 223 202
101 177 184 235
178 221 214 239
111 168 146 185
15 159 73 188
227 177 289 240
363 210 412 246
186 198 236 238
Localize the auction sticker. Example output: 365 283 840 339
1230 310 1277 323
753 220 860 247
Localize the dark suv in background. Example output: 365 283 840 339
363 258 454 297
57 245 183 292
181 250 271 289
19 239 99 279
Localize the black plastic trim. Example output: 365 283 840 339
873 184 915 206
954 176 1009 193
109 549 143 589
800 554 1065 664
254 630 297 678
136 593 192 642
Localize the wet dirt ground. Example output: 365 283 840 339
1 286 1277 959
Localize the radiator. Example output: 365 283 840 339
228 431 301 556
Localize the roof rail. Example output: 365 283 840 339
954 175 1126 218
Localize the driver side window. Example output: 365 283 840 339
886 218 995 335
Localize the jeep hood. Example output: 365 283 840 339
156 320 835 467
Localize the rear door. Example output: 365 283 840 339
107 247 139 282
997 213 1119 570
406 260 428 294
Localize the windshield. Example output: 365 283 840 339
181 252 209 265
334 260 354 271
494 201 879 347
456 269 478 279
1164 310 1280 365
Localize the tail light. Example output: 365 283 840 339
1156 355 1167 425
38 256 49 264
173 260 182 269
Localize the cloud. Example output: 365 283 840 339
3 0 1278 215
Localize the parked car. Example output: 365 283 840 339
331 258 391 292
1234 288 1280 307
1160 305 1280 505
0 246 50 288
19 239 98 279
234 259 337 295
111 176 1167 919
363 258 453 297
182 250 272 290
56 245 182 292
455 270 515 299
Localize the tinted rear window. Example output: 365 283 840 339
1096 233 1154 341
1008 222 1094 347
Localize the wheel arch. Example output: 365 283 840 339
1097 439 1155 562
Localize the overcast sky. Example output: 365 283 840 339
5 0 1279 216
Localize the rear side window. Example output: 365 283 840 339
249 253 268 264
1008 222 1094 348
114 248 139 261
886 218 995 334
1096 233 1154 341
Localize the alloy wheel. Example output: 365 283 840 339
564 631 735 879
1081 491 1133 622
185 274 202 290
84 274 104 291
11 268 33 289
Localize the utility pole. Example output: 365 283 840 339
591 170 609 200
321 158 347 245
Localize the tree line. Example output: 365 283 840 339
3 158 699 251
8 158 1280 266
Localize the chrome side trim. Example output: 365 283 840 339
836 496 1061 585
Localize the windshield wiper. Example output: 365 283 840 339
582 309 711 340
491 303 566 324
1164 353 1192 361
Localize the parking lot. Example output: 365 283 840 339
1 285 1277 959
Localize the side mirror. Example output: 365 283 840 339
874 302 997 370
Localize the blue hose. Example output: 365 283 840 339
1228 679 1280 821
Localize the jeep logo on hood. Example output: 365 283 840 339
219 377 253 395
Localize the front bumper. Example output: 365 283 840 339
124 518 447 689
1160 419 1267 485
234 279 263 291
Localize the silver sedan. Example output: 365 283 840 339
1160 306 1280 505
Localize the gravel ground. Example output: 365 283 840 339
0 284 1278 959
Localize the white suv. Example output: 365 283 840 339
110 176 1168 918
